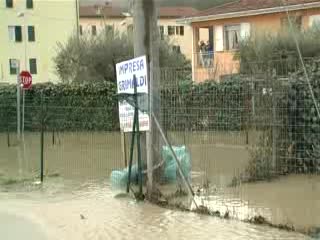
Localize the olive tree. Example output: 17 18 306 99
54 29 191 84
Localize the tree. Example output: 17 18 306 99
54 29 191 84
236 26 320 75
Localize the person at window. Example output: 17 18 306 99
205 41 213 67
199 40 206 67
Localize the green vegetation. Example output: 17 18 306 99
0 75 247 132
54 29 190 84
285 63 320 173
0 83 119 131
237 27 320 75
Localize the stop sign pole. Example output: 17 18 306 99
19 71 32 143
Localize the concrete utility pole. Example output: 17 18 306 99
132 0 160 199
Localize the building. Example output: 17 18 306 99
179 0 320 82
0 0 79 84
79 5 198 60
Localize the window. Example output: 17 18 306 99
281 16 302 30
168 26 175 36
92 25 97 36
172 45 181 53
105 25 114 32
26 0 33 9
6 0 13 8
28 26 35 42
8 26 15 41
79 25 83 35
9 59 19 75
176 26 184 36
159 26 164 39
8 26 22 42
127 24 133 34
310 15 320 28
224 25 240 50
29 58 37 74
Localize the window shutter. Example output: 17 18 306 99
15 26 22 42
240 23 251 39
309 15 320 27
180 26 184 36
215 25 224 52
6 0 13 8
26 0 33 9
28 26 35 42
29 59 37 74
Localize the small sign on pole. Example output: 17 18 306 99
19 71 32 90
116 55 149 132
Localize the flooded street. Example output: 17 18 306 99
0 132 319 239
0 179 312 240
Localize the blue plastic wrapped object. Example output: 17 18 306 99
162 145 191 182
110 164 140 188
110 170 127 188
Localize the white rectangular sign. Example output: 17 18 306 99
116 55 150 132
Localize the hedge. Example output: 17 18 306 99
0 82 119 131
0 77 250 132
285 63 320 172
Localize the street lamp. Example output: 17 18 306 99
16 11 27 178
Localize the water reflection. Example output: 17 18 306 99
0 179 311 240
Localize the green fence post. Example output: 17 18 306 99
134 75 143 198
40 92 44 182
127 109 136 193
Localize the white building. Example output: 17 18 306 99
79 5 198 60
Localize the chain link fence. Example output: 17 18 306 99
0 59 319 234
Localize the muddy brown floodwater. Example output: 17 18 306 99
0 132 319 239
0 179 312 240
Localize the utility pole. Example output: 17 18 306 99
132 0 160 199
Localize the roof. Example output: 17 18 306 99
80 6 123 18
158 7 199 18
180 0 320 23
79 6 198 18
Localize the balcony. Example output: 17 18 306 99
193 52 240 83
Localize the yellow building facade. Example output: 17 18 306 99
0 0 78 84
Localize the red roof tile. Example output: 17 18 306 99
159 7 199 17
80 6 123 18
196 0 320 17
80 6 198 18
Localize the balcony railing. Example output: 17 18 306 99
194 52 214 68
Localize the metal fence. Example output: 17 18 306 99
153 61 320 234
0 60 319 234
0 93 124 183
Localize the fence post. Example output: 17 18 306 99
40 92 44 182
121 131 127 167
7 124 10 148
271 69 277 174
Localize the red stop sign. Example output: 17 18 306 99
19 71 32 90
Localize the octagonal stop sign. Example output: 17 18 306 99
19 71 32 90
